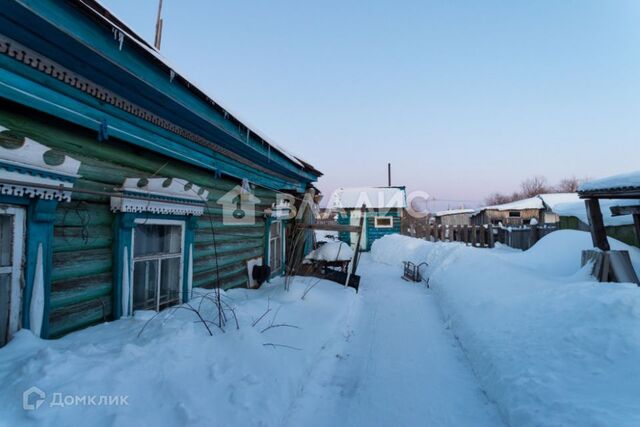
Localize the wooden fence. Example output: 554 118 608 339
403 220 558 250
404 223 495 248
494 225 557 250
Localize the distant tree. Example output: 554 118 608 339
485 192 520 206
520 176 549 198
555 176 581 193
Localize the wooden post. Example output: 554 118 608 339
479 225 486 247
585 199 610 251
346 206 366 287
529 223 539 248
425 222 431 241
463 225 468 244
470 225 477 247
633 214 640 246
487 224 495 248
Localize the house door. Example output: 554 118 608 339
350 211 366 251
0 206 25 347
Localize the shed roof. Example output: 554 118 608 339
553 199 639 227
434 209 475 217
476 196 544 213
579 171 640 197
328 187 407 209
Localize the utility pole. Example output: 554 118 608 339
387 163 391 187
154 0 164 50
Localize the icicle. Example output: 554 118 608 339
113 28 125 51
98 118 109 141
170 69 176 82
268 145 271 162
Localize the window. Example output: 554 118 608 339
374 216 393 228
132 222 183 312
0 207 25 347
508 211 521 218
269 221 283 272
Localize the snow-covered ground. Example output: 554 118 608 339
372 231 640 427
0 278 358 427
1 254 501 426
3 229 639 426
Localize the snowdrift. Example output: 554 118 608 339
0 278 357 427
372 231 640 426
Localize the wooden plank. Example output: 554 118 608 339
302 223 362 233
487 224 495 248
585 199 610 251
634 214 640 246
610 205 640 216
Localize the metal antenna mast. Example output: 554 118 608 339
154 0 164 50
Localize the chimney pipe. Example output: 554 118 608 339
387 163 391 187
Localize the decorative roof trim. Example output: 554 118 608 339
110 177 208 216
0 125 80 202
0 35 301 184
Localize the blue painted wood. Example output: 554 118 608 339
0 67 306 192
2 0 319 184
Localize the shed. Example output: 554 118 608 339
472 193 579 226
328 186 407 251
577 171 640 251
434 209 474 226
0 0 321 345
471 196 545 226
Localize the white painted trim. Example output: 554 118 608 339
121 246 130 317
374 216 394 229
110 178 208 216
0 129 81 177
0 206 25 339
128 219 185 314
29 243 44 337
187 243 193 300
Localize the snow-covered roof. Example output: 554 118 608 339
579 171 640 193
81 0 313 172
553 199 640 227
434 209 475 217
478 196 544 213
328 187 407 209
537 193 581 211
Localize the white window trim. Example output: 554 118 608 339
0 206 25 341
268 220 285 273
127 218 185 314
374 216 394 229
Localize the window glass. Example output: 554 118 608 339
134 224 181 257
269 221 282 271
0 216 13 267
132 259 158 311
159 257 181 310
375 217 393 228
132 223 183 312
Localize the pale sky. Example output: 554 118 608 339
101 0 640 208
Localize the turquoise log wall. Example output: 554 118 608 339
0 103 283 338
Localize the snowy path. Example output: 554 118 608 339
284 255 504 427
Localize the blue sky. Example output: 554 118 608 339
101 0 640 207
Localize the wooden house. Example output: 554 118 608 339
328 187 406 251
471 193 578 227
0 0 321 346
434 209 473 226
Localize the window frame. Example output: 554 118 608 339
129 218 186 314
267 219 286 276
0 206 25 346
374 216 394 229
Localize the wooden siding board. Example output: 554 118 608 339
0 102 287 337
